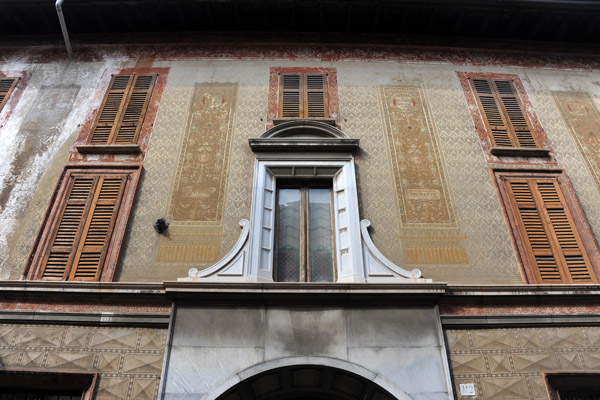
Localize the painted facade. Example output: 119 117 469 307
1 3 600 398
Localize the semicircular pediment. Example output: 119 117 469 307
260 120 350 139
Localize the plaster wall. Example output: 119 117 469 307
162 304 451 400
2 51 600 284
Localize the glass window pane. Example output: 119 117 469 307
276 189 301 282
308 188 334 282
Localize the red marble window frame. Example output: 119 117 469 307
458 71 555 165
493 169 600 284
266 67 340 129
70 67 169 163
0 70 31 130
25 165 142 282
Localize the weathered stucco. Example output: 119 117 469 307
1 49 600 284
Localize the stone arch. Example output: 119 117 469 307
203 357 413 400
260 120 349 139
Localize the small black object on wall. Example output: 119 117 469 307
154 218 169 234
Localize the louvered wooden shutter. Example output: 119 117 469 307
507 178 597 283
89 74 156 145
279 73 328 118
471 78 538 148
280 74 302 118
0 78 19 113
69 176 125 281
305 74 327 118
39 174 126 281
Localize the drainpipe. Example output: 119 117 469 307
55 0 73 57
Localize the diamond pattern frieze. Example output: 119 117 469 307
130 378 157 400
448 326 600 399
122 353 163 374
0 324 165 400
13 327 64 347
89 329 139 349
471 330 517 350
96 377 130 400
45 351 95 370
481 377 530 400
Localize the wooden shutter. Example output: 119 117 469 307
471 78 538 148
0 78 19 113
69 176 126 281
280 74 302 118
39 174 126 281
305 74 327 118
279 73 328 118
507 177 597 283
89 74 156 145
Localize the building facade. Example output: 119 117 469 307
1 1 600 399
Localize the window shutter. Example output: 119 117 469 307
114 74 156 144
40 176 96 280
280 74 302 118
0 78 19 113
305 74 327 118
89 74 156 145
471 78 538 148
39 174 127 281
279 73 328 119
507 178 597 283
69 176 126 281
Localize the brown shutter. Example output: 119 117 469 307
280 74 302 118
470 78 538 148
89 74 156 145
507 177 597 283
39 174 127 281
0 78 19 113
69 176 126 281
494 80 537 148
40 176 96 280
536 180 595 282
114 74 156 144
90 75 132 144
305 74 327 118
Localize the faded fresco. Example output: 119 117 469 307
379 86 467 265
553 91 600 189
158 83 238 263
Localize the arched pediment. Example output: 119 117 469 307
250 120 359 153
261 120 349 139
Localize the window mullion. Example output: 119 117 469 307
301 186 308 282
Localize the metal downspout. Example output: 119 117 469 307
55 0 73 57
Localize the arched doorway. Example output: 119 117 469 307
216 365 399 400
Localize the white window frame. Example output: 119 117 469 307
247 156 364 283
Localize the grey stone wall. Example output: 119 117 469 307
163 304 451 400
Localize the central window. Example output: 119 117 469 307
275 184 335 282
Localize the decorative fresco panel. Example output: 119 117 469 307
159 83 238 263
553 91 600 189
379 86 467 265
381 86 454 226
170 83 237 222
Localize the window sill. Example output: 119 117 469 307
490 147 551 157
76 144 141 154
273 118 336 126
